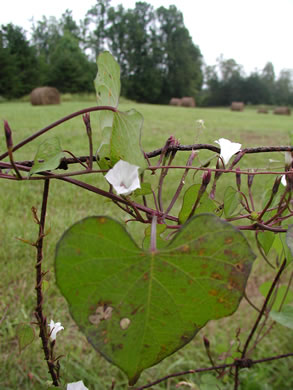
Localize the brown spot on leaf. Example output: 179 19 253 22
76 248 81 255
104 338 109 344
199 248 205 256
98 217 106 224
209 289 219 296
144 344 150 348
188 279 193 285
181 245 190 253
143 272 149 281
224 249 233 256
235 262 244 272
225 237 233 244
131 305 142 315
228 278 240 290
202 263 208 269
211 272 222 280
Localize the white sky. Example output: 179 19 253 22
1 0 293 77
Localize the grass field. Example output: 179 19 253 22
0 100 292 390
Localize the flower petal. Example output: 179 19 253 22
215 138 242 165
67 380 89 390
48 319 64 341
281 175 287 186
105 160 140 195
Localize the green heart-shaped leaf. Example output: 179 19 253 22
179 184 217 224
29 137 64 176
55 214 255 384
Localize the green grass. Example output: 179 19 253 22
0 101 292 390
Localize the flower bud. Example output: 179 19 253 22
247 173 254 189
236 168 241 190
82 113 91 135
4 120 13 150
202 169 211 186
285 151 293 169
203 336 210 349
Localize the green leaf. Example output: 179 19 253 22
257 231 275 255
270 305 293 329
223 186 241 218
134 182 152 197
55 214 255 384
179 184 217 224
95 51 120 107
97 110 146 170
259 281 293 311
286 225 293 257
272 233 293 266
94 52 146 171
29 137 64 176
16 323 35 352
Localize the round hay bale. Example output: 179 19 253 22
273 106 291 115
30 87 61 106
231 102 244 111
181 97 195 107
169 97 182 106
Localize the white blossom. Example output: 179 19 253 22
105 160 140 195
214 138 242 165
48 320 64 341
67 381 89 390
196 119 205 129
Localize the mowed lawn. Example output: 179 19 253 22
0 100 292 390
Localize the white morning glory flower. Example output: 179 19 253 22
48 320 64 341
105 160 140 195
214 138 242 165
67 381 89 390
196 119 205 129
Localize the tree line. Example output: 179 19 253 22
0 0 292 106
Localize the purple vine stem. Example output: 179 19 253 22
0 106 117 160
34 179 59 386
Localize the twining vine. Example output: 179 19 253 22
1 52 293 390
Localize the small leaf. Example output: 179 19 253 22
97 110 146 171
55 214 255 384
272 233 293 266
134 182 152 197
95 51 120 107
179 184 217 224
257 231 275 255
270 305 293 329
259 281 293 311
112 110 146 169
16 323 35 352
29 137 64 176
42 279 50 293
223 186 241 217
